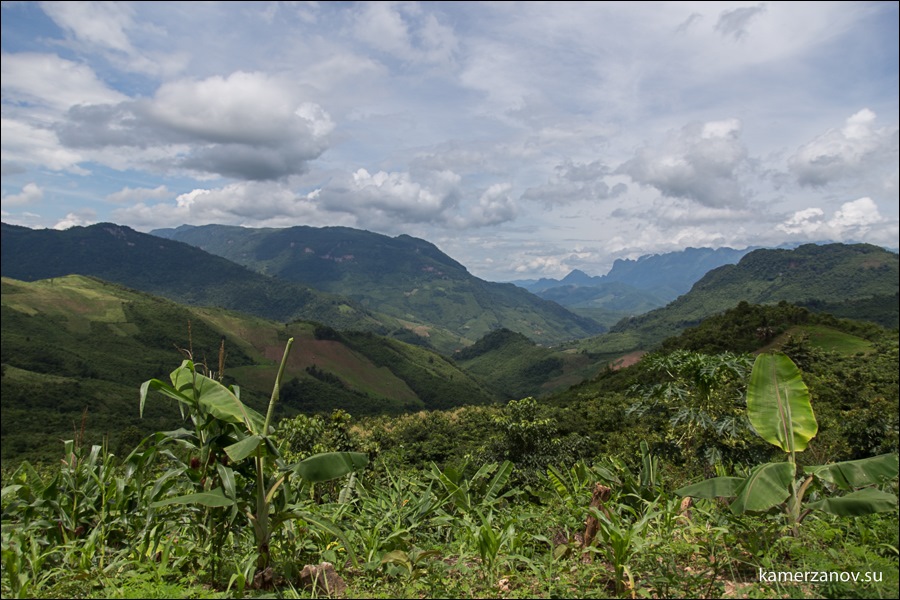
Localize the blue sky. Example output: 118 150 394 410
2 1 898 281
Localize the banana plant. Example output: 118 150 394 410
676 352 898 536
140 337 368 578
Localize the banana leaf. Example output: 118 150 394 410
730 461 796 514
292 451 369 482
151 487 236 508
675 476 745 499
806 488 898 516
805 453 899 490
747 353 817 453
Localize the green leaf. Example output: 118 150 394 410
675 476 745 499
807 488 898 516
151 487 236 508
293 451 369 482
805 454 899 490
731 461 796 514
225 435 264 462
747 353 817 453
169 365 264 432
483 460 514 504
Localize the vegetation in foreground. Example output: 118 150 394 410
3 334 898 598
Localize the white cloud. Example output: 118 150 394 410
316 168 460 226
777 197 884 239
55 71 334 180
0 52 128 112
618 118 749 207
789 109 899 187
459 183 518 228
40 1 136 54
113 181 330 230
1 182 43 207
53 210 96 230
1 117 87 173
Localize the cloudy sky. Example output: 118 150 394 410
2 1 898 281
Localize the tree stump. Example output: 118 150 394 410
581 483 613 549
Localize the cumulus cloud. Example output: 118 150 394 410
56 71 334 180
459 183 518 227
53 210 97 230
788 109 900 187
315 168 461 227
113 181 328 229
522 160 625 206
1 183 43 207
618 119 749 207
777 197 884 239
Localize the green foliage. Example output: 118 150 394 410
139 338 368 579
676 352 899 536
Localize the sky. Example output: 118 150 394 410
1 1 898 282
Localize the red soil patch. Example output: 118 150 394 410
609 351 646 370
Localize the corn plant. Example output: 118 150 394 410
140 337 368 583
676 352 898 536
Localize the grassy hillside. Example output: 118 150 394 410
0 275 495 464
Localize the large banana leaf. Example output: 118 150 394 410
151 487 236 508
140 361 264 433
730 461 796 514
804 453 899 490
747 353 817 453
675 476 745 499
293 451 369 482
806 488 898 516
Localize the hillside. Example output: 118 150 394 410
151 224 603 352
575 243 899 357
453 328 601 399
0 222 389 333
0 275 495 463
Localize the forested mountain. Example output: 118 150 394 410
0 275 494 463
0 222 386 333
151 224 603 352
575 243 899 357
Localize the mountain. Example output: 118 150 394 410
513 247 757 316
151 224 604 352
0 275 495 463
0 222 388 333
575 243 899 357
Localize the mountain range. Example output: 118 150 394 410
149 223 603 352
2 222 602 354
2 220 898 463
